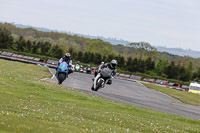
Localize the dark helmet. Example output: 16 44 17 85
65 53 70 58
111 59 117 68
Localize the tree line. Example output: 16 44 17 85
1 27 200 83
0 28 64 58
2 23 200 69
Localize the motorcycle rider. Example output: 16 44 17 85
56 52 73 77
93 59 117 85
76 61 80 65
86 65 91 74
75 61 81 72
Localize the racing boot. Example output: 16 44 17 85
106 79 112 85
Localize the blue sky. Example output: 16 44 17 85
1 0 200 51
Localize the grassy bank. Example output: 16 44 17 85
0 59 200 132
143 83 200 106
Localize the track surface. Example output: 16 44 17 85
46 69 200 120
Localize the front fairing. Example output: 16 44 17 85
100 68 112 79
58 62 68 73
75 64 80 70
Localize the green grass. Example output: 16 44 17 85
142 83 200 106
0 59 200 133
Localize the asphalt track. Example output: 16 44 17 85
46 69 200 120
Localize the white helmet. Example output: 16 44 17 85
101 62 104 64
111 59 117 68
65 53 70 57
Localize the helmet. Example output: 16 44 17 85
111 59 117 68
65 53 70 57
101 62 104 64
77 61 80 64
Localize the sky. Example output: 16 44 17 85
1 0 200 51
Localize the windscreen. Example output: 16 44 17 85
189 86 200 91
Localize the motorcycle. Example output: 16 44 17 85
56 62 68 84
75 64 81 72
91 68 113 91
86 66 92 74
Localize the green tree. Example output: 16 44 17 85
126 57 133 72
137 59 145 73
145 57 155 71
25 40 32 52
94 53 102 64
40 42 51 55
185 61 194 81
132 58 138 72
106 54 113 63
155 58 168 77
82 52 89 63
0 28 13 49
179 66 187 81
116 55 125 68
31 41 39 54
51 45 64 58
16 36 26 52
85 39 115 55
77 51 83 62
129 42 158 59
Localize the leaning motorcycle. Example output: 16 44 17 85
56 62 68 84
91 68 112 91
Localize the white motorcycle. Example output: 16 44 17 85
91 68 113 91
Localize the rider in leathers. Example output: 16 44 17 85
56 53 73 77
93 60 117 87
58 53 72 67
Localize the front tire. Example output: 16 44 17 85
94 79 103 91
91 84 95 91
58 73 66 84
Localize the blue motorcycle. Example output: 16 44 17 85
56 62 68 84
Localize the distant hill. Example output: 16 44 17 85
9 22 200 58
2 22 200 59
75 34 130 45
12 22 130 45
2 22 200 70
156 46 200 58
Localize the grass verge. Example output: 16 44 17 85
0 59 200 133
142 83 200 106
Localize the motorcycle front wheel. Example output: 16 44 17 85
58 73 66 84
94 79 103 91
